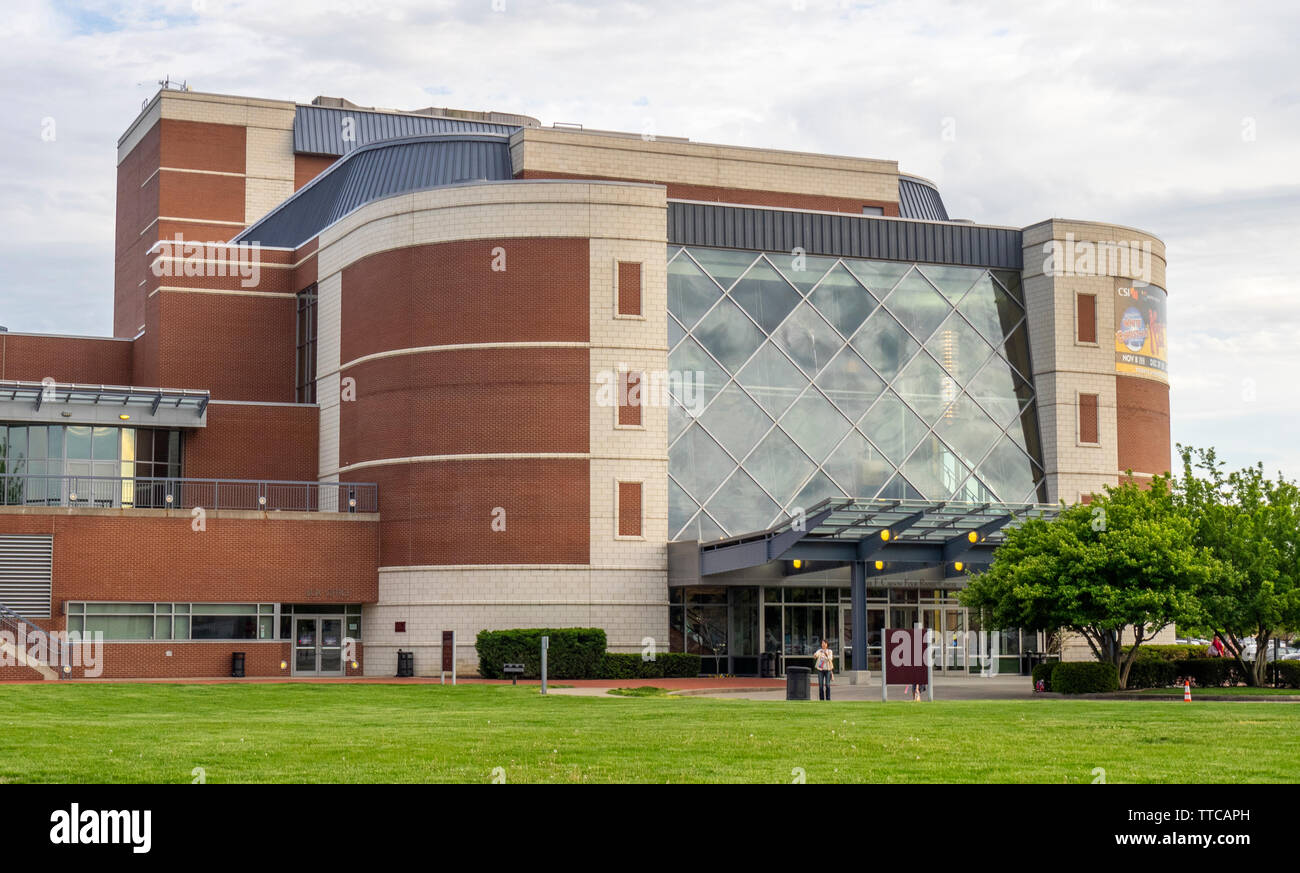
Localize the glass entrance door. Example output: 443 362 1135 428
293 616 344 676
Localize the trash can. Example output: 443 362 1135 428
396 649 414 678
230 651 245 678
785 666 811 700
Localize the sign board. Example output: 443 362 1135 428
1114 281 1168 383
441 631 454 672
884 627 930 686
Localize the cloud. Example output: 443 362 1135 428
1 0 1297 476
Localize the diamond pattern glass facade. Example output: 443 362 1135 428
667 246 1048 540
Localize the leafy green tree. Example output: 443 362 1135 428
1172 446 1300 686
961 476 1213 689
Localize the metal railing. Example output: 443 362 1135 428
0 474 378 513
0 601 64 677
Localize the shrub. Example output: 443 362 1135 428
1050 661 1119 694
1031 660 1058 691
1268 660 1300 689
1124 644 1210 661
1125 658 1178 689
1173 658 1244 687
601 652 701 679
475 628 607 679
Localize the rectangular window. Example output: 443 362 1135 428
618 371 642 427
1079 393 1100 444
63 602 274 640
861 206 885 216
296 285 318 403
616 261 642 316
617 481 642 537
1076 293 1097 344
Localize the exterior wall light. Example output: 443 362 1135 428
280 660 288 670
967 531 978 543
792 559 802 569
874 560 884 570
348 498 356 508
69 492 77 501
350 661 359 670
258 496 267 506
880 529 891 541
119 414 130 421
165 494 173 504
954 561 965 572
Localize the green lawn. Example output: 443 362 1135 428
0 683 1296 783
1129 686 1300 697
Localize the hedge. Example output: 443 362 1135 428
1031 660 1058 691
1125 658 1179 689
476 628 607 679
1050 661 1119 694
1124 644 1211 661
1173 658 1245 688
1269 660 1300 689
601 652 702 679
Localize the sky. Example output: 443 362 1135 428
1 0 1297 480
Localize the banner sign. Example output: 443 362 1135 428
884 627 931 685
1114 281 1168 383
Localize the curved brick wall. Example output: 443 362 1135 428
1116 375 1172 477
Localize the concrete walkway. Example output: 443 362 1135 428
680 673 1036 701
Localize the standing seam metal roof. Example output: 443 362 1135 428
898 175 950 221
294 104 520 156
235 134 514 248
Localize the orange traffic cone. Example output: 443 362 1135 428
1183 680 1191 701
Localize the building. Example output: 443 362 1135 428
0 88 1170 680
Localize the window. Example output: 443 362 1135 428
616 261 642 317
617 481 642 537
1078 393 1100 444
861 206 884 216
64 602 277 641
296 285 318 403
0 423 182 507
618 371 642 427
1076 293 1097 344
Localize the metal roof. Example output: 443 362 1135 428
236 134 514 248
0 380 209 428
667 201 1023 269
898 175 950 221
294 104 520 156
696 497 1059 576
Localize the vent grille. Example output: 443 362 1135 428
0 535 53 618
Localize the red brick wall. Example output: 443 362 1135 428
368 459 588 567
339 238 589 363
1116 375 1171 476
0 334 133 384
115 121 161 338
3 643 368 681
516 169 900 216
295 154 336 190
0 510 379 614
185 403 319 481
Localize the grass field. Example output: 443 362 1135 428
0 683 1296 783
1131 686 1300 697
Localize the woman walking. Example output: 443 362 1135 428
814 638 834 700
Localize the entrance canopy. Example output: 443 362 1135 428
698 497 1059 577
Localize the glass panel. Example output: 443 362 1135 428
953 472 999 503
764 605 782 653
1000 323 1033 380
783 605 822 655
893 351 955 424
844 259 910 296
669 477 700 540
883 267 950 343
744 426 816 507
729 588 759 656
259 617 275 640
729 258 801 333
879 472 924 499
689 247 759 292
925 311 995 383
966 356 1034 427
809 263 876 337
771 303 840 377
92 427 117 460
918 264 985 303
191 615 259 639
815 347 883 422
692 296 765 373
991 270 1024 305
851 309 918 383
321 619 343 648
667 254 722 330
789 470 845 513
8 427 26 461
27 426 46 460
778 390 852 465
693 510 726 542
48 426 64 461
668 425 734 503
154 617 172 640
859 390 927 464
668 314 685 350
85 603 153 614
977 436 1039 503
667 337 727 412
933 394 1004 469
84 615 154 640
704 468 781 536
296 646 316 672
823 430 894 498
668 400 690 443
190 604 258 615
771 252 838 295
736 343 808 418
957 274 1023 345
685 603 729 656
173 616 189 639
699 384 772 460
68 616 83 634
296 618 317 647
902 434 975 500
1010 402 1045 467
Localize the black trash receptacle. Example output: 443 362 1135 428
786 666 811 700
396 649 414 678
231 651 245 678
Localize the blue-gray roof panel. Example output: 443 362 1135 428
294 104 519 156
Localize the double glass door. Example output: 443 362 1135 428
294 616 344 676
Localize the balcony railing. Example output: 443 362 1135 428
0 474 377 513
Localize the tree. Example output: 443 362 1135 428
960 476 1214 689
1171 446 1300 686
